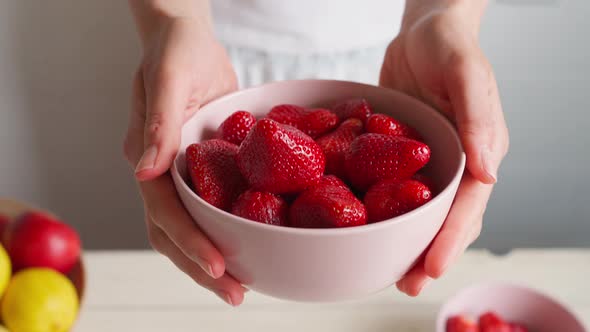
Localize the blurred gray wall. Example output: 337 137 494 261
0 1 588 249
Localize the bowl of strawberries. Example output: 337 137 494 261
438 282 586 332
171 79 466 301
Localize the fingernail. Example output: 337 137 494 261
225 293 235 306
135 145 158 173
216 292 235 306
481 146 498 183
205 263 216 278
196 260 216 279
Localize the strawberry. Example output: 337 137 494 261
317 174 348 187
316 118 364 180
446 315 479 332
479 312 511 332
186 140 248 211
299 108 339 138
345 133 431 191
268 104 339 138
364 179 432 222
237 119 325 194
331 98 372 123
365 113 422 140
290 176 367 228
412 173 437 194
231 190 288 226
508 323 529 332
267 104 304 127
216 110 257 145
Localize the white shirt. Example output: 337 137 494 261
211 0 405 54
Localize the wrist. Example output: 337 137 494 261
129 0 213 51
401 0 487 36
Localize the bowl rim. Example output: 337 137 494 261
172 79 466 235
435 280 587 330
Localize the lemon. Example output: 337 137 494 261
0 244 10 298
1 268 78 332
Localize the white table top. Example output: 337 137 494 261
74 249 590 331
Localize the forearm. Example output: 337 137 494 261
402 0 488 34
128 0 213 49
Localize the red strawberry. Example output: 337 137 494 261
237 119 325 194
446 315 478 332
316 118 364 180
267 104 304 127
331 98 372 123
186 139 248 211
231 190 288 226
508 323 529 332
216 110 257 145
290 176 367 228
479 312 511 332
345 133 431 191
365 113 422 140
412 173 437 194
268 104 338 138
317 175 348 187
299 108 339 138
364 179 432 223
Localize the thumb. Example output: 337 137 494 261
135 70 191 181
445 54 509 184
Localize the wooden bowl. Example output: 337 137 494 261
0 198 86 301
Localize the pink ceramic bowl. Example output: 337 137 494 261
171 80 465 302
436 282 587 332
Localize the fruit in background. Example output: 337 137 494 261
1 268 78 332
365 113 422 140
446 312 527 332
316 118 364 180
508 323 529 332
186 139 248 211
4 212 80 274
345 133 431 191
290 176 367 228
446 315 479 332
216 110 257 146
479 311 511 332
267 104 339 138
364 179 433 223
237 119 325 194
231 191 289 226
0 244 10 299
0 214 9 242
331 98 373 123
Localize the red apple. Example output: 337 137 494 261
0 214 9 242
479 312 511 332
4 211 81 274
446 315 478 332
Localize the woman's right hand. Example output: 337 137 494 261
123 16 246 306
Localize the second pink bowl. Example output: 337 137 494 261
171 80 465 302
436 282 586 332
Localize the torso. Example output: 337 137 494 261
211 0 405 54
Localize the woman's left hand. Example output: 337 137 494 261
379 4 509 296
